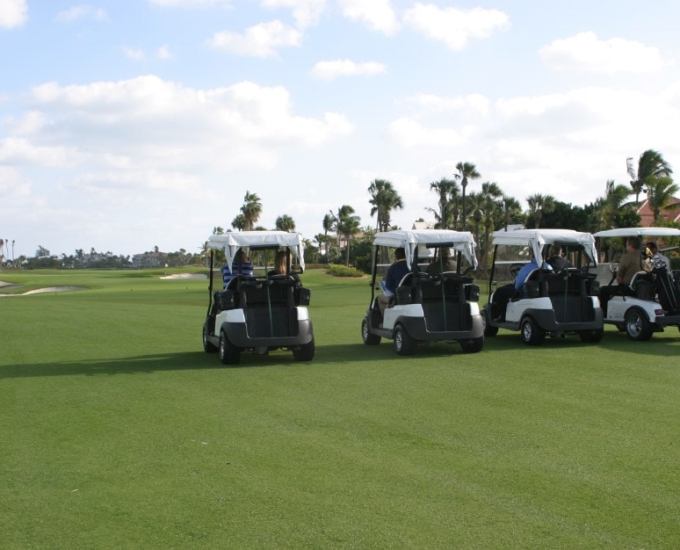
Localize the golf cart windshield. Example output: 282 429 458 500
372 229 478 270
207 231 306 272
491 228 598 266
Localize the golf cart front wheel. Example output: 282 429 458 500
460 337 484 354
203 325 218 353
520 317 546 346
394 325 416 356
293 338 315 361
482 309 499 337
625 308 653 341
362 318 381 345
579 329 604 343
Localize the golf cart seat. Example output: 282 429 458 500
239 278 297 338
629 270 655 301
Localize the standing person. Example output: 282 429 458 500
378 248 410 317
646 241 671 271
222 249 254 287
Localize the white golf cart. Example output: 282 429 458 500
202 231 314 364
361 229 484 355
483 229 604 345
593 227 680 341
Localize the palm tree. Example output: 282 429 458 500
275 214 296 232
454 162 481 231
231 214 247 231
526 194 556 228
367 179 404 232
645 175 680 223
627 150 673 204
599 180 632 230
321 213 334 262
426 178 460 229
477 182 504 273
334 205 361 266
240 191 262 230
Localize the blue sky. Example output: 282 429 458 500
2 0 680 259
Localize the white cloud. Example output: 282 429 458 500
0 165 30 196
0 0 27 28
406 93 490 116
56 5 108 22
338 0 398 35
207 20 302 57
403 4 509 50
387 117 473 148
123 47 145 60
540 32 663 74
310 59 387 80
157 45 173 59
261 0 326 29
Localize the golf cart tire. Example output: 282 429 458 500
362 318 381 345
219 331 241 365
482 309 499 337
460 337 484 354
394 324 417 356
520 316 546 346
579 328 604 343
625 308 653 341
293 338 315 361
203 325 218 353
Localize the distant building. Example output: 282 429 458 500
636 197 680 227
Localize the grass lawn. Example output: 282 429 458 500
1 268 680 548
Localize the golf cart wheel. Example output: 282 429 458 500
394 325 417 356
460 337 484 354
203 325 218 353
482 309 499 337
624 308 653 341
293 338 315 361
579 329 604 343
361 318 381 345
219 331 241 365
520 317 546 346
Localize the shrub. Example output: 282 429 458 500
326 264 365 277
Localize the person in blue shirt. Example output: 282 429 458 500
378 247 410 317
222 249 254 288
491 249 551 320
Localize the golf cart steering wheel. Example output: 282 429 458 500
509 263 524 278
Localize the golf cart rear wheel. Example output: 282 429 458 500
362 318 381 345
203 325 218 353
625 308 653 341
293 338 315 361
579 329 604 343
219 331 241 365
460 337 483 353
520 317 545 346
394 325 417 356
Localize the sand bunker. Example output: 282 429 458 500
0 285 87 297
160 273 208 280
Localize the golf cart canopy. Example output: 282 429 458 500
372 229 478 270
207 231 306 272
594 227 680 239
491 228 598 266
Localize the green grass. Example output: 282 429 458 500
2 269 680 548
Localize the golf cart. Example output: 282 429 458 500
483 229 604 345
361 229 484 355
202 231 314 364
593 227 680 341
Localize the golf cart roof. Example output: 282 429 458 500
372 229 478 269
594 227 680 238
491 228 598 265
207 231 305 271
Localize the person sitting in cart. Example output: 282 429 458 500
646 241 671 271
492 249 551 321
378 247 410 317
599 237 651 312
546 244 570 271
222 249 254 288
426 247 457 275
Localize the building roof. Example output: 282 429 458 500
636 197 680 226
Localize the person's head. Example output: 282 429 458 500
394 248 406 261
274 250 287 274
549 244 562 257
234 249 247 262
646 241 658 253
626 237 642 251
440 247 451 259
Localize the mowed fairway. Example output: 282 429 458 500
2 268 680 549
